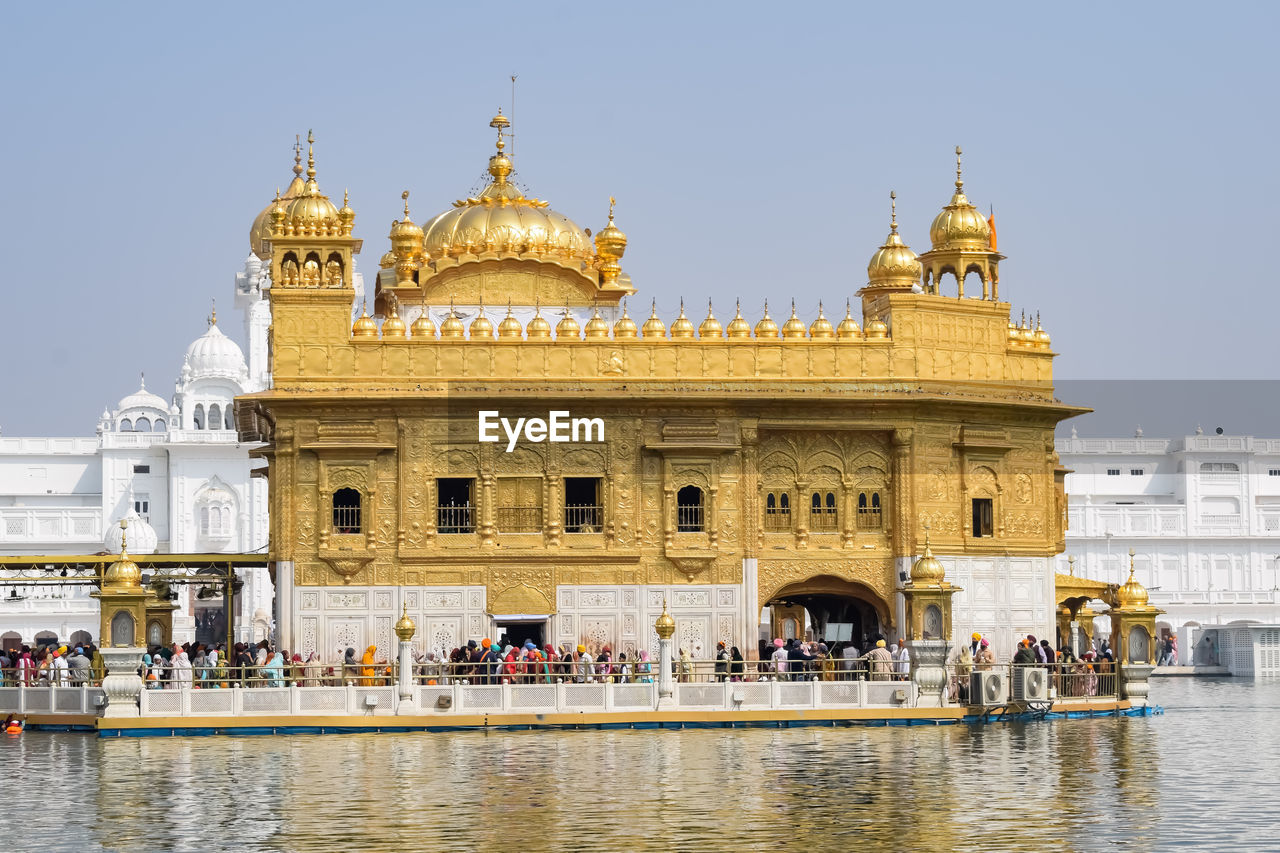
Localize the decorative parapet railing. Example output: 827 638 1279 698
0 685 106 715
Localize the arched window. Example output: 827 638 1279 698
857 491 882 529
220 506 231 533
811 490 837 531
764 491 791 531
209 404 222 430
119 418 133 432
199 506 210 536
676 485 704 532
153 419 166 432
193 404 205 430
333 488 362 534
135 416 151 432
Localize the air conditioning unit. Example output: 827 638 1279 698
970 670 1007 706
1012 667 1049 702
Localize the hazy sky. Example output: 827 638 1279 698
2 2 1276 436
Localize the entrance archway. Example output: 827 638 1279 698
759 575 891 658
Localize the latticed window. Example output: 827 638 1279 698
857 492 882 529
810 491 838 531
764 491 791 531
333 488 362 534
676 485 705 532
496 477 542 533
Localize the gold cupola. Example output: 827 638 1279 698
338 189 355 232
754 301 779 339
394 604 417 643
439 303 466 339
556 305 582 340
102 521 142 590
526 303 553 340
249 135 306 259
613 300 638 338
1116 549 1150 608
910 528 947 584
809 302 835 338
864 191 922 293
352 302 379 338
389 191 425 286
381 295 407 339
1007 315 1020 346
584 305 611 339
919 147 1004 300
1018 311 1035 346
595 197 628 289
411 303 437 338
837 300 861 340
498 303 524 339
864 316 889 339
642 300 667 339
782 300 808 339
699 300 724 339
1033 312 1051 349
469 302 496 339
282 131 342 232
654 599 676 640
726 300 752 339
670 299 696 339
928 148 990 251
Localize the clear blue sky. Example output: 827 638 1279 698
2 2 1276 435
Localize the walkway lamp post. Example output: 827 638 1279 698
394 605 417 715
655 600 675 709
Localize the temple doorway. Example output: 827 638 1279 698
759 575 889 659
495 619 546 650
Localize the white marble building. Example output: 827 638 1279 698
1058 429 1280 641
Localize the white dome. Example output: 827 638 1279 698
116 377 169 414
104 510 158 555
183 321 248 382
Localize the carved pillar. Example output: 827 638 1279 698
545 472 563 547
981 271 990 300
794 479 810 550
891 429 913 555
707 485 719 548
741 425 759 558
479 472 497 548
841 477 855 548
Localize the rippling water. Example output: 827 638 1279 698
1 679 1275 851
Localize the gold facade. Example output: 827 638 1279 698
239 121 1081 636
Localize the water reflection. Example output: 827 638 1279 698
0 679 1275 851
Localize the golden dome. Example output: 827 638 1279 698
929 147 991 251
1007 316 1020 346
282 136 341 229
595 197 628 288
613 301 638 338
469 305 495 340
809 302 835 339
654 600 676 640
338 189 355 228
382 300 407 339
379 251 397 269
439 306 466 339
103 521 142 589
699 300 724 339
670 300 696 339
910 529 946 584
1116 552 1150 608
498 304 524 339
394 604 417 642
249 138 306 259
1033 313 1051 349
754 302 779 339
867 191 923 290
526 304 553 340
389 191 425 249
782 301 808 339
1018 313 1035 346
865 317 889 339
555 306 582 340
837 301 861 340
352 303 379 338
584 306 611 339
421 115 593 262
726 301 752 339
411 305 437 339
642 300 667 339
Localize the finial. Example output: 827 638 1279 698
845 297 853 318
306 129 316 180
1020 309 1026 329
343 189 349 207
209 299 217 327
119 518 129 557
139 372 145 390
292 135 303 178
954 144 963 190
736 297 741 315
889 190 898 232
608 196 616 223
818 300 825 317
708 298 714 315
1036 311 1042 331
621 296 629 317
651 297 657 317
402 189 411 218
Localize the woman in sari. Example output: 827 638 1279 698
303 652 321 686
359 645 380 686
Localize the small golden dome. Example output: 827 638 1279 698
103 521 141 589
1033 313 1051 349
837 301 861 340
809 302 835 339
754 302 779 339
469 305 495 340
411 305 437 339
1116 552 1150 608
584 306 611 339
670 300 696 339
865 317 889 339
1007 316 1020 346
910 529 946 584
382 300 407 339
782 300 808 339
526 304 553 340
556 306 582 340
654 600 676 640
1018 313 1035 346
867 191 923 290
338 189 355 224
498 304 524 339
613 301 638 338
352 303 379 338
394 604 417 642
726 301 752 339
285 137 341 226
699 300 724 339
642 300 667 339
594 197 627 261
379 251 397 270
389 191 424 249
929 147 991 251
439 305 466 339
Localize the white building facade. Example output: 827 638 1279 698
1058 430 1280 644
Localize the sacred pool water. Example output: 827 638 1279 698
0 679 1271 851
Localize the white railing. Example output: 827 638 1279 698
0 508 100 542
0 685 105 715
